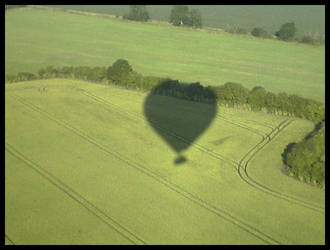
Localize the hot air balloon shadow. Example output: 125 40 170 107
143 80 217 165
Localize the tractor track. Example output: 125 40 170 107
81 91 324 213
237 120 325 213
8 93 281 245
82 91 268 168
9 85 324 214
82 91 240 168
5 143 146 245
215 113 267 139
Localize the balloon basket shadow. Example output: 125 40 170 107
174 155 187 165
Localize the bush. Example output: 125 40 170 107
251 27 272 39
275 22 296 41
298 35 323 45
169 6 202 28
17 72 37 81
38 66 58 78
107 59 133 85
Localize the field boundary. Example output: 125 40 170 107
9 93 282 245
5 142 146 245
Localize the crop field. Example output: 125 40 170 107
5 79 325 244
5 7 325 102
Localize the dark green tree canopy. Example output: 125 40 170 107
189 9 203 28
169 6 202 28
283 122 324 186
124 5 150 22
275 22 296 41
169 5 190 26
107 59 133 84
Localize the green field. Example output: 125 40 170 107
5 79 324 244
5 7 325 102
51 5 325 37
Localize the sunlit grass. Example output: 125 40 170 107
5 79 324 244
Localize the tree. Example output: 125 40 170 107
189 9 202 28
107 59 133 85
276 92 289 115
275 22 296 41
284 122 325 185
248 86 267 111
169 5 190 26
265 91 277 114
220 82 249 108
123 5 150 22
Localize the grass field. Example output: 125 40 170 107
5 79 324 244
5 7 325 102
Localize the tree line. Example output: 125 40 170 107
7 5 322 45
5 58 325 186
228 22 323 45
123 5 203 28
5 59 324 124
122 5 323 45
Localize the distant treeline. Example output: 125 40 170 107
5 59 324 124
15 5 324 46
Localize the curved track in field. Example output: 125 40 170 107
80 90 324 213
5 143 146 245
8 93 281 245
237 120 325 213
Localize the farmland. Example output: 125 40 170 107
5 79 324 244
5 7 324 102
5 6 325 245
